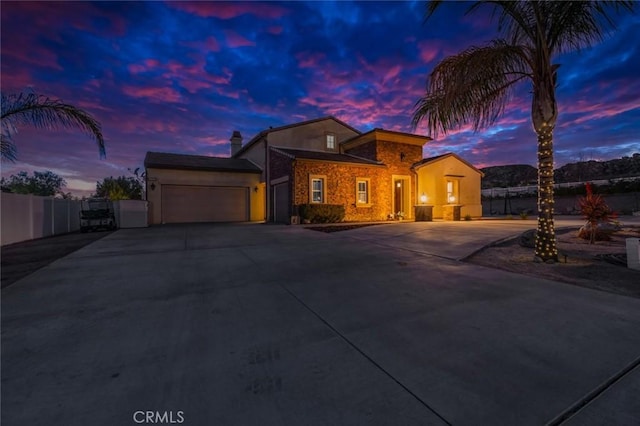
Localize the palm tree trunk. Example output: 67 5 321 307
535 126 558 262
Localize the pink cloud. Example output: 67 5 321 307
204 36 221 52
128 59 161 75
169 2 289 20
224 30 255 48
267 26 283 35
122 86 182 103
418 41 439 63
183 37 221 53
1 43 63 71
296 52 327 69
382 65 403 84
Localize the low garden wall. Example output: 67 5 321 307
482 192 640 216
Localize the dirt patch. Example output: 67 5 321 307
466 226 640 299
305 223 386 233
1 231 113 288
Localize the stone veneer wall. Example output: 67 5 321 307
370 140 423 212
293 160 391 221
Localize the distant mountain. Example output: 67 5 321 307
555 153 640 182
480 164 537 189
481 153 640 188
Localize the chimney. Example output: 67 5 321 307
230 130 243 157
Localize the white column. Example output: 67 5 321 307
626 238 640 271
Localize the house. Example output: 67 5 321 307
144 116 483 224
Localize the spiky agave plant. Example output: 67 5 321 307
412 1 635 262
1 92 105 162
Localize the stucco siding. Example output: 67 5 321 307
269 120 359 152
237 139 266 180
416 156 483 219
146 168 264 224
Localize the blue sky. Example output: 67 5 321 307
1 1 639 196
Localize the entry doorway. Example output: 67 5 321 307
394 179 404 214
392 176 411 218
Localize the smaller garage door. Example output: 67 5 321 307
162 185 249 223
273 182 290 223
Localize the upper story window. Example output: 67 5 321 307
326 133 336 150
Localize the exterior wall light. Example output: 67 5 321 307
150 182 156 191
254 186 258 193
448 195 456 203
420 193 428 204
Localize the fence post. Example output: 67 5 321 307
29 194 34 240
51 196 55 236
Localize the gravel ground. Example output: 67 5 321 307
465 226 640 299
1 231 113 288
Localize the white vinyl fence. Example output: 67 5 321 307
1 193 149 246
1 192 82 246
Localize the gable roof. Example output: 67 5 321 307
144 152 262 173
341 128 431 150
271 147 383 166
233 116 361 158
412 152 484 176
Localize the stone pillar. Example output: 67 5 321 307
414 205 433 221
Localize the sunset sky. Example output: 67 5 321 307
1 1 639 196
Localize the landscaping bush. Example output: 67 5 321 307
298 204 345 224
578 182 617 243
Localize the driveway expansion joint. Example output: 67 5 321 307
545 354 640 425
277 281 452 426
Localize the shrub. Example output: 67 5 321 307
578 182 617 243
519 211 529 220
464 214 472 221
298 204 345 224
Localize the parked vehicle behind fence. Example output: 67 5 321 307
80 198 117 232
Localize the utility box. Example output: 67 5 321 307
414 205 433 222
626 238 640 271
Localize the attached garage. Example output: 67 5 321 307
162 185 249 223
144 152 264 225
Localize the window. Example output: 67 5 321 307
309 175 326 203
356 178 370 205
446 179 459 204
326 133 336 149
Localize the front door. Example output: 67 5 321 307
394 179 403 214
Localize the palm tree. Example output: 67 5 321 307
1 92 105 162
412 1 634 262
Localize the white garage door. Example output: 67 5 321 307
162 185 249 223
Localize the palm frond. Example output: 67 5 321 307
412 40 531 137
546 1 636 54
0 134 18 163
1 92 106 159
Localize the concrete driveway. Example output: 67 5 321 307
2 221 639 425
331 216 594 260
